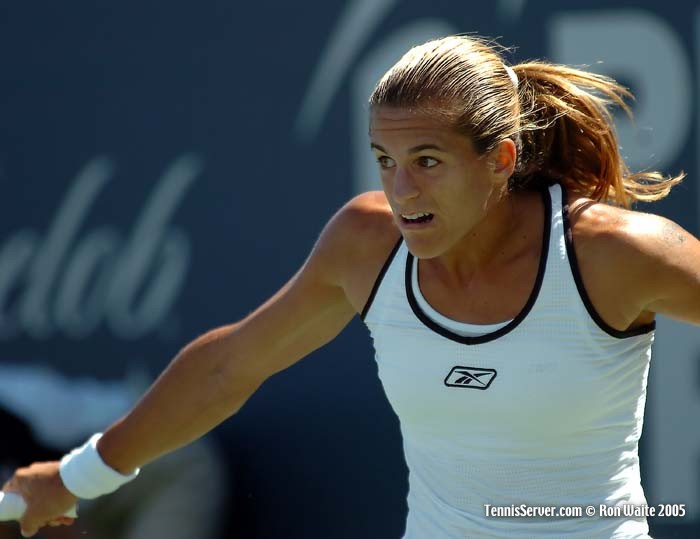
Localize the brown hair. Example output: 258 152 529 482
369 35 684 208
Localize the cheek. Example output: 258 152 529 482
442 190 491 230
455 172 498 208
378 171 393 192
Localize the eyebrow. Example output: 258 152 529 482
370 143 446 154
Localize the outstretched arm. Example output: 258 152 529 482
99 234 357 474
2 193 390 537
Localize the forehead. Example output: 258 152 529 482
370 106 448 132
369 106 472 150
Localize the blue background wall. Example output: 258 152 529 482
0 1 698 537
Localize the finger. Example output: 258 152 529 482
20 525 38 538
20 514 41 538
50 516 75 526
2 477 16 491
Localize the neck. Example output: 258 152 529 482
424 190 528 287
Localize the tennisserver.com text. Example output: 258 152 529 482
485 504 583 518
484 503 686 518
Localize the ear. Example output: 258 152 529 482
488 139 517 180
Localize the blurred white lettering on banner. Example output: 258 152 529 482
0 154 201 340
550 9 692 172
295 0 400 141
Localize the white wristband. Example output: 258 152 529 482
59 433 140 499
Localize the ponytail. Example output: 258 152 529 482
511 61 684 207
369 36 684 208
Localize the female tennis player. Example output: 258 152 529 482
3 35 699 538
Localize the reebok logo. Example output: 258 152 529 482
444 366 497 390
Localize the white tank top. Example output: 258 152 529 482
362 183 655 538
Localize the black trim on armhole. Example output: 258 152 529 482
560 182 655 338
360 237 403 321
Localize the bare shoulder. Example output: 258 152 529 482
315 191 401 314
326 191 396 242
568 194 693 264
567 192 700 326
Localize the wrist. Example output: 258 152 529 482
59 433 140 499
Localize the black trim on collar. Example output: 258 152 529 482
404 186 552 345
360 236 403 320
560 182 656 338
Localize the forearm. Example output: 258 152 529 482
96 323 264 474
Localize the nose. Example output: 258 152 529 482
391 166 419 204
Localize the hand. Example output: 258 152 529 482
2 461 77 537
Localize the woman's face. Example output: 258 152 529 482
369 106 512 260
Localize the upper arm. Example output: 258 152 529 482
626 214 700 325
227 191 397 380
567 196 700 328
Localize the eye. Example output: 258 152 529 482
417 156 439 168
376 155 396 169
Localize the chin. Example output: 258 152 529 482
403 237 444 259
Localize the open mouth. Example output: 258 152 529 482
401 212 434 224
